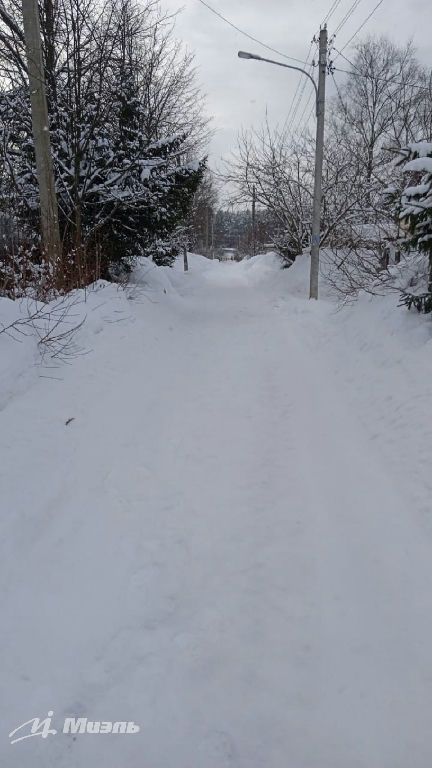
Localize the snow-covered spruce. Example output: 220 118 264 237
400 142 432 312
0 0 207 295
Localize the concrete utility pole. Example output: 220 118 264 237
210 211 215 259
205 205 210 256
309 26 327 300
22 0 61 265
252 184 256 258
238 30 328 299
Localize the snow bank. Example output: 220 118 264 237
0 256 208 412
238 246 432 519
173 252 218 272
238 251 283 283
131 258 177 294
198 251 285 288
0 296 39 410
0 281 133 411
273 250 432 523
320 290 432 518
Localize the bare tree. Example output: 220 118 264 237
187 167 219 256
221 35 431 282
221 117 368 264
137 8 211 158
323 36 432 296
221 121 314 262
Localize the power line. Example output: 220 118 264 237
293 0 353 138
195 0 336 141
286 51 314 132
293 0 362 138
284 75 305 133
195 0 306 65
295 88 315 134
292 0 341 138
332 45 432 91
332 46 362 73
333 65 431 91
331 70 348 115
337 0 385 55
292 0 341 131
333 0 364 36
322 0 344 25
279 32 315 136
289 61 314 132
298 102 315 140
286 34 319 136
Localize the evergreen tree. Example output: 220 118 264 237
0 0 207 293
400 142 432 313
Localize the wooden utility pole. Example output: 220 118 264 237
22 0 61 265
309 26 327 300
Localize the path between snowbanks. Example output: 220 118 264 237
1 253 432 768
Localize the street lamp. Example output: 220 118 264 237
238 27 327 299
238 50 318 109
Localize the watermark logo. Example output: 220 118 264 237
9 712 140 745
9 711 57 745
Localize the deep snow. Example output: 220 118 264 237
1 253 432 767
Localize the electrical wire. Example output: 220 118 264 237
195 0 306 65
331 70 349 115
333 0 364 35
333 66 431 91
299 102 316 139
295 88 315 134
293 0 348 139
336 0 385 55
290 0 343 138
195 0 318 140
321 0 344 25
332 46 362 73
288 61 315 132
194 0 336 141
286 46 314 132
293 0 363 139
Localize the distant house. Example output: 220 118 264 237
262 243 276 254
219 248 238 262
347 221 402 266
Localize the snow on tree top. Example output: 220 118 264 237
406 141 432 158
404 157 432 174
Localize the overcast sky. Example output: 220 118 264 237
162 0 431 167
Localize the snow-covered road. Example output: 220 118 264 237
1 254 432 767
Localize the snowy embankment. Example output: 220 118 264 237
1 252 432 768
279 253 432 524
